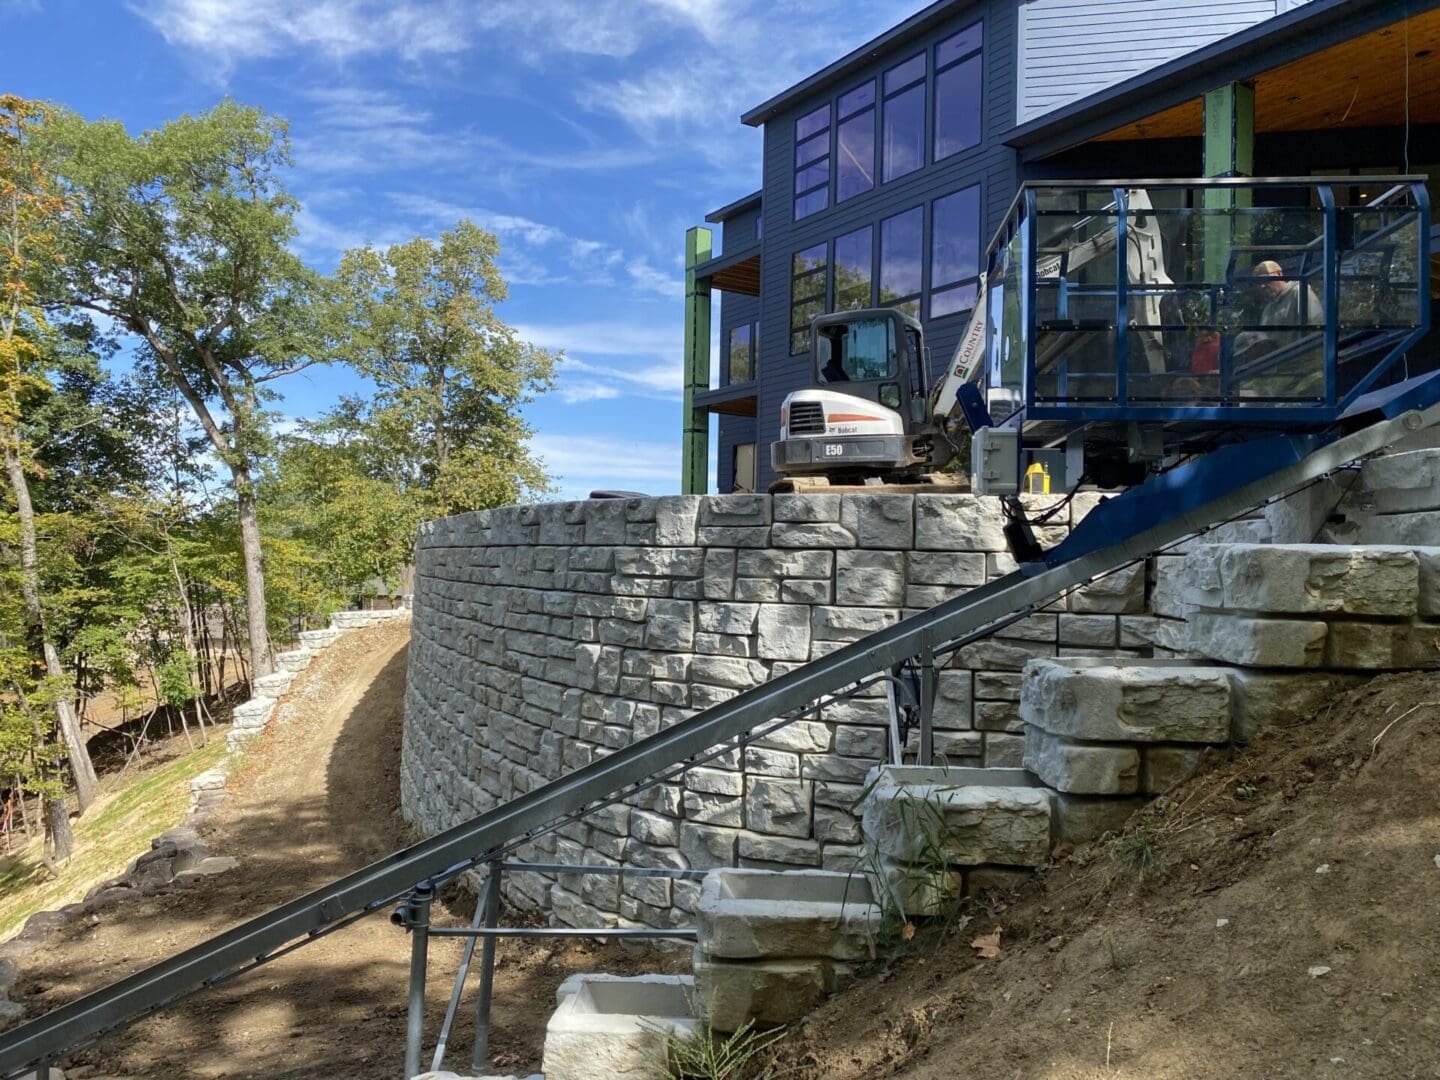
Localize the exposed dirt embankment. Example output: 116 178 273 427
15 619 678 1078
774 672 1440 1080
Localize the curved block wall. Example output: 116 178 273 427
400 491 1180 929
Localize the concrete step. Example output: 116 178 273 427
542 973 696 1080
274 649 314 673
298 628 343 650
252 670 295 698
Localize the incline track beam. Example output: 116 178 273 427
1 405 1435 1077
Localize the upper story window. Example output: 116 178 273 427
882 53 926 184
790 242 829 353
794 104 831 221
727 321 758 384
836 81 876 203
834 225 873 311
930 184 981 318
879 206 923 318
935 22 982 159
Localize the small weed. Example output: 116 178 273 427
1105 822 1164 876
655 1018 794 1080
847 767 967 953
1102 934 1130 972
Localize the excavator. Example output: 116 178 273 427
772 181 1430 497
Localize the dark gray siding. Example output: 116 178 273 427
716 416 758 493
750 0 1019 490
720 206 762 254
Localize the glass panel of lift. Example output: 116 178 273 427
980 177 1434 459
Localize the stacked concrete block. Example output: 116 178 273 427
857 765 1053 914
1181 543 1440 670
403 492 1168 931
692 868 879 1032
542 974 697 1080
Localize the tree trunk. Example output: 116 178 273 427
2 441 99 813
42 792 72 866
231 462 273 679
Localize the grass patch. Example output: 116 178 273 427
0 738 228 941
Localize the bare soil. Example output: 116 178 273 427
772 671 1440 1079
17 620 676 1079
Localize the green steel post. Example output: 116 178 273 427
682 226 713 495
1203 82 1255 286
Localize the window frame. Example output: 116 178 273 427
933 21 983 162
879 205 924 318
833 225 875 312
793 104 832 222
836 79 877 204
725 320 759 385
790 242 830 355
881 52 927 185
929 183 983 320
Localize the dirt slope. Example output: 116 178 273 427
16 620 671 1079
774 672 1440 1080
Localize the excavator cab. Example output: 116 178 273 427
771 308 954 482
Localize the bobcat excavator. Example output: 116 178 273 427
772 188 1173 493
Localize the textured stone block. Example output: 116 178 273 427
756 604 812 661
693 950 853 1032
1183 544 1418 617
1023 728 1139 794
914 495 1008 552
771 522 856 548
1052 793 1148 843
655 496 702 545
835 549 905 606
1020 659 1231 744
859 765 1054 867
1360 449 1440 513
744 779 812 838
1187 611 1327 668
840 494 914 549
907 551 986 586
1323 620 1440 670
811 606 899 642
1141 746 1208 793
1069 562 1146 614
1226 669 1366 742
695 868 880 961
774 493 841 522
543 974 697 1080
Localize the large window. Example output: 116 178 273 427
834 226 873 311
934 22 982 160
794 104 831 221
727 321 758 384
836 81 876 203
930 185 981 318
879 207 923 317
790 242 829 354
882 53 925 183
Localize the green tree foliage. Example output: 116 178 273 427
330 221 555 517
38 99 333 679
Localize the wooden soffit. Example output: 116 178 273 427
1096 8 1440 142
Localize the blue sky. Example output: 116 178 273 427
3 0 920 500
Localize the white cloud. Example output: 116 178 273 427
556 382 623 404
129 0 471 72
531 432 680 500
390 193 677 299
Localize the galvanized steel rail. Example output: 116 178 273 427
0 405 1432 1078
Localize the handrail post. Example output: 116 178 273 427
471 860 504 1072
402 884 434 1079
918 640 936 767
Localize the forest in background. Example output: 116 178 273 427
0 94 556 864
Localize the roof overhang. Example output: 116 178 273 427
741 0 976 127
695 245 761 296
705 190 762 224
1009 0 1440 161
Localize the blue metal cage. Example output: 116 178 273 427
983 177 1433 442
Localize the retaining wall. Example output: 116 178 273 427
401 491 1232 928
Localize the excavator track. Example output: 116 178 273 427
767 472 969 494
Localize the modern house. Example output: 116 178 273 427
682 0 1440 494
